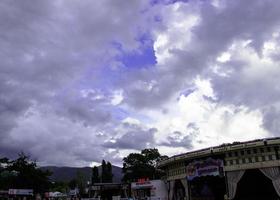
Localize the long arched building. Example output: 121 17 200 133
157 137 280 200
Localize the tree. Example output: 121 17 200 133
122 148 167 182
76 170 87 196
106 162 113 182
101 160 113 183
50 181 69 193
68 178 77 190
0 157 16 190
92 166 100 184
101 160 107 182
142 148 162 167
0 153 52 193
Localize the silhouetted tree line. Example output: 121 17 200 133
91 160 113 184
92 149 168 184
0 153 52 193
122 148 168 182
0 148 168 194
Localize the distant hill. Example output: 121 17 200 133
41 165 123 183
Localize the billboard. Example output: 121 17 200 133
186 158 224 180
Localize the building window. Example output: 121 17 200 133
274 146 280 159
255 156 259 162
260 148 264 153
241 151 245 156
262 156 266 161
248 157 252 163
235 152 238 157
247 149 251 154
267 147 271 152
242 158 246 163
236 159 239 164
268 155 273 160
228 152 232 157
253 149 257 154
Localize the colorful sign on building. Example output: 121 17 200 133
186 158 224 180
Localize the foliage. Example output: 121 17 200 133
107 162 112 180
91 160 113 184
92 166 100 184
67 170 87 196
122 148 167 182
76 170 87 195
101 160 107 183
68 178 78 189
0 153 52 193
50 181 69 193
101 160 113 183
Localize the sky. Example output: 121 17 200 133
1 0 280 167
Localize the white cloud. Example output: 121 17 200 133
153 3 200 65
134 78 268 154
111 90 124 106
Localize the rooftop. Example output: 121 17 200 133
157 137 280 167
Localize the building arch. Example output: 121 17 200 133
234 168 278 200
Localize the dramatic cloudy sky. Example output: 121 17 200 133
1 0 280 167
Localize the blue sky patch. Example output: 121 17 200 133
150 0 188 6
119 45 156 69
113 34 157 69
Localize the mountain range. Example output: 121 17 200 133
41 165 123 183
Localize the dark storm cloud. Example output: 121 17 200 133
160 123 199 148
0 0 155 165
121 71 182 108
262 106 280 136
53 92 112 127
103 127 157 150
160 131 193 148
0 107 121 167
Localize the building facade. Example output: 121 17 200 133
157 137 280 200
131 179 167 200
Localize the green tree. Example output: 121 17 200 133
50 181 69 193
122 148 167 182
0 157 16 190
76 170 87 196
68 178 77 189
0 153 52 193
101 160 113 183
106 162 113 182
101 160 106 182
92 166 100 184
